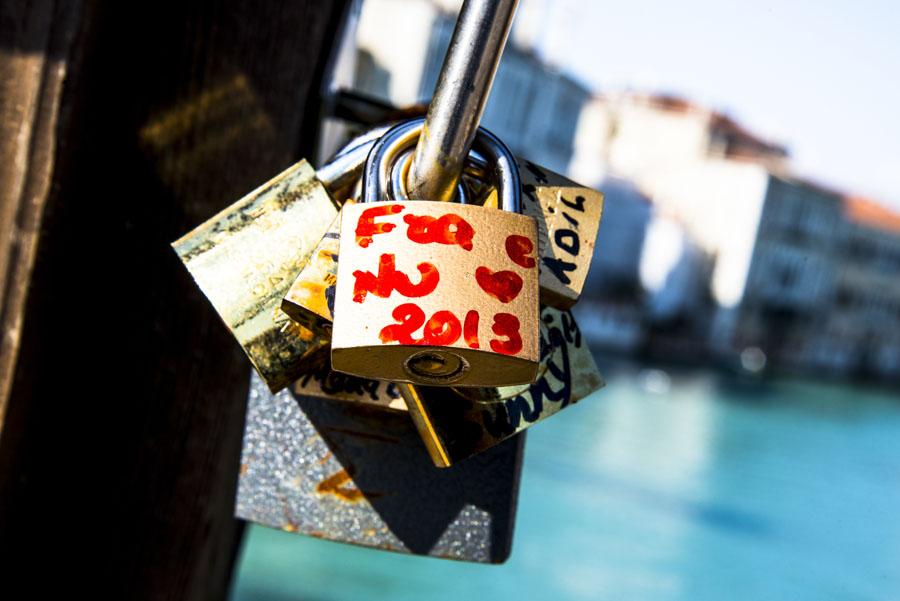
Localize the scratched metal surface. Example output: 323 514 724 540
172 160 336 392
236 371 524 563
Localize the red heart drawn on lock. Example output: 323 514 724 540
475 266 523 303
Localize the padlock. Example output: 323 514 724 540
330 118 541 387
280 214 603 465
236 368 524 563
171 129 385 392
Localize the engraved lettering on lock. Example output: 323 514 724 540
403 213 475 251
505 234 536 269
356 204 403 247
352 254 439 303
475 267 523 303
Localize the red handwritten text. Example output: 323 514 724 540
490 313 523 355
403 213 475 251
505 234 536 268
356 205 403 247
353 254 439 303
475 266 523 303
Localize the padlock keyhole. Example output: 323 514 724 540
404 350 469 384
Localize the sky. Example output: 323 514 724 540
514 0 900 210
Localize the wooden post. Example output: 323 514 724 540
0 1 350 598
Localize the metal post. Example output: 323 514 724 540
407 0 519 202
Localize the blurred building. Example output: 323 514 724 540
569 92 789 186
830 198 900 378
354 0 591 174
575 177 652 352
574 91 900 381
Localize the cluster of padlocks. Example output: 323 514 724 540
171 0 604 563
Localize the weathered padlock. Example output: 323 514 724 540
236 367 525 562
171 129 385 392
330 118 540 387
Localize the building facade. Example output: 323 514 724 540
354 0 592 174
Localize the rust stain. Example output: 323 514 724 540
315 469 365 503
315 468 384 503
317 451 333 465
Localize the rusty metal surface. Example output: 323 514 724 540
236 371 524 563
171 161 336 392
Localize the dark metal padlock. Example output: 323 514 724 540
236 368 524 562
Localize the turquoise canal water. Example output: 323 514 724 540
230 362 900 601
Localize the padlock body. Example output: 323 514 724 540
519 159 605 310
331 201 540 386
172 160 335 392
282 202 346 331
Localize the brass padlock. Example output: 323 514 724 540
330 119 540 387
283 156 605 336
171 130 384 392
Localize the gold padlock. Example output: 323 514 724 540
283 160 606 331
330 119 540 387
279 207 604 465
171 131 383 392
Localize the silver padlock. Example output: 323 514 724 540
330 118 541 387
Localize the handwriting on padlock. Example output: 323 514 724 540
349 205 534 356
352 254 439 303
332 200 540 385
379 304 523 355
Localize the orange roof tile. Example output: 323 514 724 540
844 196 900 234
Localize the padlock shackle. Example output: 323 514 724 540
390 149 468 206
316 124 391 196
362 118 521 214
